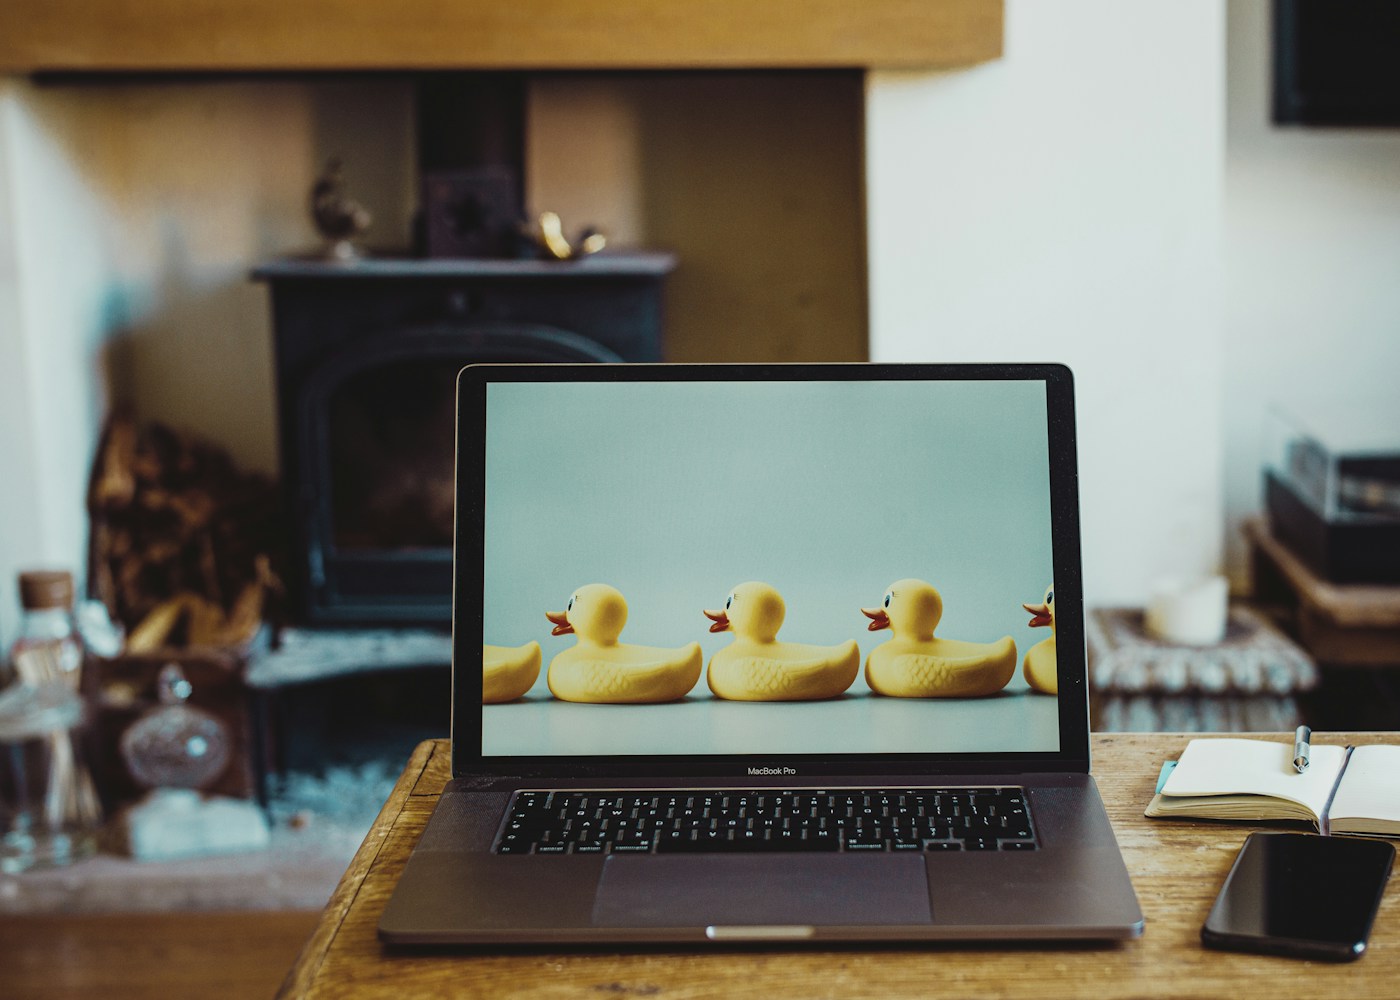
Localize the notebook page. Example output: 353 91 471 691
1328 745 1400 826
1160 738 1346 817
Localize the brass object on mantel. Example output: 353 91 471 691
534 212 607 262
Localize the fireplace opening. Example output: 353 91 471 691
327 358 457 552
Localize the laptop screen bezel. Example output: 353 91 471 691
452 362 1089 778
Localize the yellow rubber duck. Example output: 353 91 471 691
544 584 702 703
482 642 541 703
1021 585 1058 694
703 582 859 701
860 579 1017 698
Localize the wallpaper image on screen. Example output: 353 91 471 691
479 378 1061 757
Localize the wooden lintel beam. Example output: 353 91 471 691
0 0 1003 74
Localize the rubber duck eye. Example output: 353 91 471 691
883 593 891 608
568 596 575 611
1047 590 1054 605
725 595 733 610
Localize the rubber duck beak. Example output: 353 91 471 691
703 609 730 633
545 610 574 636
1023 603 1052 628
861 607 890 631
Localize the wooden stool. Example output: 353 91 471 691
1246 517 1400 667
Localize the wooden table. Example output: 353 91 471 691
0 910 320 1000
280 733 1400 999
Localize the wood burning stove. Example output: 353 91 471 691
254 254 674 625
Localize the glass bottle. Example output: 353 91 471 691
1 571 101 871
120 663 231 790
8 572 84 692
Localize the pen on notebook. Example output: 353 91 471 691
1293 725 1311 773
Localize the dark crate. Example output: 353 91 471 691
1266 471 1400 585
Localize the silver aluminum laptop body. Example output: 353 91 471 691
379 363 1144 945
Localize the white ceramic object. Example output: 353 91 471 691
1145 576 1229 646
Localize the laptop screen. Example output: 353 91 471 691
456 364 1087 776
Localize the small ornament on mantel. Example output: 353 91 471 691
528 211 607 261
310 158 372 261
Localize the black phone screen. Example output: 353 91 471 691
1202 832 1394 961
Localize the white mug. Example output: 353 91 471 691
1144 575 1229 646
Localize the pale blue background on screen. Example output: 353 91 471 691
481 378 1060 756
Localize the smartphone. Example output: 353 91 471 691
1202 831 1394 961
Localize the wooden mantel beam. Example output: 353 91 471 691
0 0 1002 74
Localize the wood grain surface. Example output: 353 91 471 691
0 0 1002 73
281 733 1400 998
0 910 319 1000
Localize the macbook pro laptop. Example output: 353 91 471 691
379 362 1144 944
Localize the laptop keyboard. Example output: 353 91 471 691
494 787 1037 854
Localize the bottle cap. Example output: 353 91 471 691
18 571 75 611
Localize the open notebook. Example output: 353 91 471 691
1146 737 1400 837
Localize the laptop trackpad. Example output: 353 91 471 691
592 854 932 928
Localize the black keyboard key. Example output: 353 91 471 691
843 838 887 851
656 834 839 853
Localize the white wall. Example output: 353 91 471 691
1223 0 1400 585
0 82 113 643
0 86 43 645
867 0 1226 606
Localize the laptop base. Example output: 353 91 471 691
379 773 1143 945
